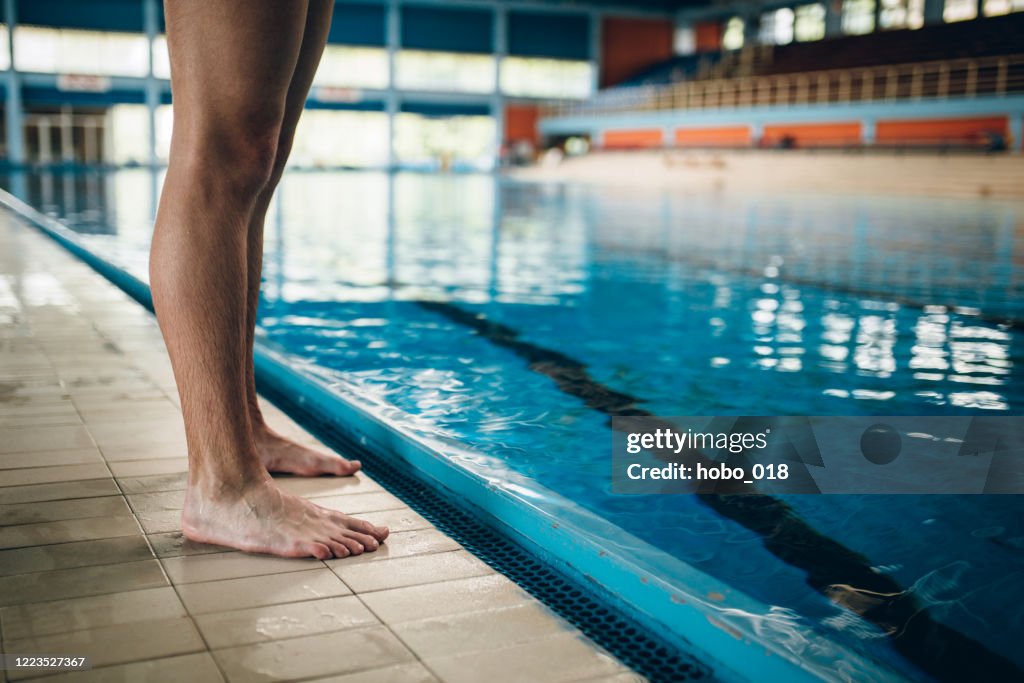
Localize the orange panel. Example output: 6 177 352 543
603 129 664 149
601 17 674 88
876 116 1008 144
694 22 721 53
762 122 862 147
505 104 540 144
675 126 751 147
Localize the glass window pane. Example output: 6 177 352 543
795 4 827 41
760 8 795 45
722 17 745 50
500 57 592 99
396 50 495 93
153 34 170 79
106 103 172 163
982 0 1024 14
880 0 925 28
0 25 9 71
15 26 148 77
394 113 495 171
944 0 978 21
842 0 877 35
315 46 389 89
290 110 390 168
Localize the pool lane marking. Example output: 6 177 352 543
415 298 1023 683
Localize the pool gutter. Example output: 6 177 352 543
1 187 899 683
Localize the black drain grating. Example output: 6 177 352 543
258 382 715 683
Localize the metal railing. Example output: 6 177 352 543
543 53 1024 118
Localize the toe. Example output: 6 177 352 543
343 529 380 551
336 535 364 555
301 541 333 560
335 458 361 475
324 539 350 558
349 517 389 542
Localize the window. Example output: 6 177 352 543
500 58 592 99
983 0 1024 15
396 50 495 93
315 46 389 89
760 8 795 46
15 26 148 77
943 0 978 21
0 25 9 71
722 17 745 50
106 104 173 164
842 0 877 35
795 4 827 41
290 110 390 168
674 26 697 55
394 113 495 171
153 35 170 79
880 0 925 28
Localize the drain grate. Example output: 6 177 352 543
258 382 714 683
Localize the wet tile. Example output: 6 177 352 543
148 531 231 559
0 495 130 526
127 489 185 513
0 514 140 550
0 478 119 505
33 652 224 683
0 463 111 487
213 626 414 682
107 458 188 478
100 440 188 462
359 574 532 625
391 603 574 659
177 568 350 615
0 412 82 428
0 536 153 577
324 529 461 568
581 673 648 683
117 471 187 494
0 559 167 607
424 633 626 683
87 419 184 447
1 587 186 639
332 550 491 594
161 552 323 585
5 617 204 679
0 448 103 470
313 491 408 514
195 595 377 648
273 475 384 499
355 507 432 534
136 509 182 534
308 662 439 683
0 425 94 454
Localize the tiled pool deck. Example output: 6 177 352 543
0 210 642 683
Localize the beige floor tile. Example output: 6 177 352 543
99 440 188 462
136 509 182 534
0 412 82 428
0 448 103 470
325 529 461 568
332 550 492 594
272 475 384 499
148 531 231 559
127 489 185 513
313 491 409 515
213 626 414 682
359 574 532 625
33 652 224 683
0 495 130 526
117 472 187 494
0 535 153 577
0 479 119 505
357 508 432 534
0 463 111 487
308 662 439 683
0 559 167 607
1 586 186 639
87 419 185 445
161 551 322 585
579 673 648 683
177 568 351 615
195 594 378 648
391 603 575 660
424 633 626 683
107 458 188 478
0 425 94 454
6 617 204 679
0 514 140 550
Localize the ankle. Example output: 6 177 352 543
187 459 270 502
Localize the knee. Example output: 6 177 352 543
179 112 283 196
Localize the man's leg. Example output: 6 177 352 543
151 1 387 559
242 0 361 477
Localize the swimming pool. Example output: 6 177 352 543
7 168 1023 682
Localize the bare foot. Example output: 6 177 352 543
254 426 361 477
182 475 388 559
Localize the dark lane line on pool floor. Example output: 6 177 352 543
415 298 1023 683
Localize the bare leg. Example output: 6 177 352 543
151 1 387 559
243 1 361 477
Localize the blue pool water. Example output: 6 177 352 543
9 169 1023 682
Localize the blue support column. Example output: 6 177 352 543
4 0 24 166
143 0 160 167
924 0 945 26
492 4 507 169
589 10 602 94
825 0 844 38
1009 114 1023 153
386 0 399 171
862 118 877 146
